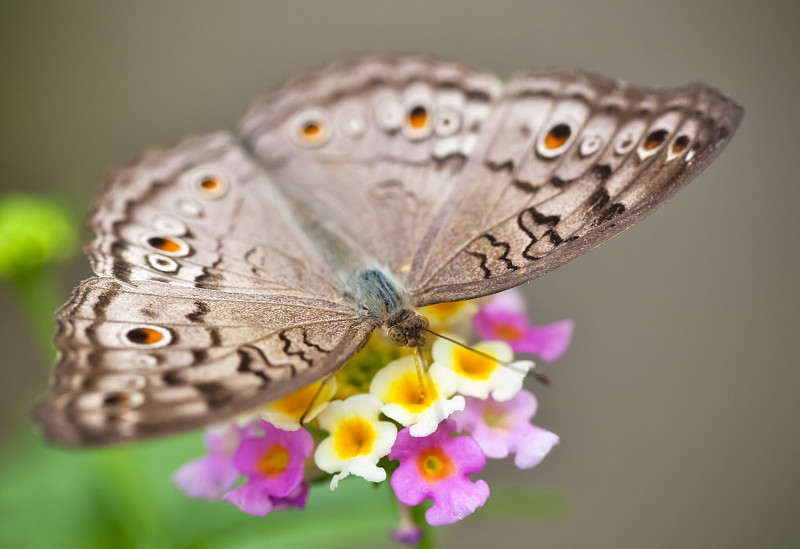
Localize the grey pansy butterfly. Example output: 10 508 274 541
33 54 742 447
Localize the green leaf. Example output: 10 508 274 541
0 427 400 549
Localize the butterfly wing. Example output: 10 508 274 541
241 55 741 304
240 55 503 283
35 278 372 446
35 134 374 446
87 132 344 299
409 69 743 304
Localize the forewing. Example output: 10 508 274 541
36 133 373 446
87 132 343 300
410 68 743 304
240 55 503 282
34 278 373 447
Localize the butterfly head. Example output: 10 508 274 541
386 309 430 348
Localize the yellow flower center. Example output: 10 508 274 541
452 346 497 380
272 383 321 417
492 322 524 342
334 417 376 459
255 444 290 477
482 405 511 430
387 372 440 413
416 447 455 483
424 301 467 320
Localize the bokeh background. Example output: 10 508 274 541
1 1 798 548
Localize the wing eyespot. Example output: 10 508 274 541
146 253 179 273
152 215 187 236
579 134 604 157
666 135 692 161
434 106 462 137
403 104 434 140
337 107 368 138
76 392 145 411
374 99 403 133
288 109 333 147
182 165 231 200
638 129 670 160
175 197 204 218
142 234 191 257
123 325 172 348
613 122 647 156
131 354 159 369
537 122 577 159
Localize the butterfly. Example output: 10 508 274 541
33 54 742 447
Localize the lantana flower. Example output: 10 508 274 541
420 300 479 332
452 390 560 469
173 290 569 539
369 355 465 437
173 425 245 499
256 378 338 431
431 337 532 402
223 421 313 516
389 420 489 526
473 287 573 361
314 394 398 489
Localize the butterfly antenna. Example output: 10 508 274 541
299 371 337 425
422 328 551 386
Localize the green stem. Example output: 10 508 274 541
411 504 437 549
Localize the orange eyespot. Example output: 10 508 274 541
300 122 322 140
408 106 428 129
644 129 668 151
544 124 571 149
672 135 690 154
126 327 164 345
147 236 182 253
200 177 222 192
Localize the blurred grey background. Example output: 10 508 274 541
1 1 798 547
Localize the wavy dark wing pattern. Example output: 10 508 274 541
410 69 742 303
34 278 372 446
238 56 741 305
240 55 503 283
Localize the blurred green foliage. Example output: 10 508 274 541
0 194 76 282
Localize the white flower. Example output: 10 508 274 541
369 355 465 437
314 394 397 490
431 338 533 402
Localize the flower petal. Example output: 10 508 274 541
172 456 239 499
512 425 560 469
223 481 275 516
516 320 574 361
425 476 490 526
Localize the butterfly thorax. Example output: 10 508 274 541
354 269 428 348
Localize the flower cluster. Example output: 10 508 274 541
174 288 572 539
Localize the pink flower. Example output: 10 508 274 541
473 288 573 362
389 420 489 526
222 421 314 516
172 426 244 499
451 390 559 469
